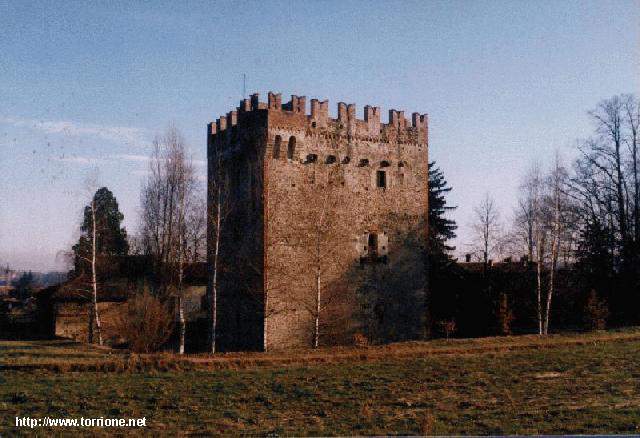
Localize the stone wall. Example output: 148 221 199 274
208 92 429 351
54 286 207 344
55 301 125 343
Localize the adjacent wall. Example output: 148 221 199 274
208 106 267 351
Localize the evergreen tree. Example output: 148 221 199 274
428 162 458 256
426 162 461 337
72 187 128 276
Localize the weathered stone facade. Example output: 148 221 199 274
208 92 429 351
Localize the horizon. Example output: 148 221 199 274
1 0 639 271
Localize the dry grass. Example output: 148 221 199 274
3 327 640 372
1 328 639 435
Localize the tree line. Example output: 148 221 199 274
454 94 639 336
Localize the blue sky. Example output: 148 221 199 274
1 0 638 271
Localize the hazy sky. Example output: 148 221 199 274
1 0 639 271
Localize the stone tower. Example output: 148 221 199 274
207 92 429 351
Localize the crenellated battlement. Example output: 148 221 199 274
310 98 329 128
208 91 428 146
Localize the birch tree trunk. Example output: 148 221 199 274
177 179 186 355
177 239 186 354
536 233 544 335
210 183 221 354
311 191 331 349
314 228 321 349
90 199 103 346
544 160 562 335
177 295 185 354
545 237 558 335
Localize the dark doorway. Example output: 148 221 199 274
368 233 378 257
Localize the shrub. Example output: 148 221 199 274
584 289 609 331
114 293 173 353
437 320 456 339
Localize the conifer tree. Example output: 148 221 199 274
426 162 459 337
428 161 457 258
72 187 128 277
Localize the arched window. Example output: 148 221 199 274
273 135 282 159
305 153 318 163
287 136 296 160
358 158 369 167
380 160 391 167
325 155 337 164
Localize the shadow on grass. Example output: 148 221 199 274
0 338 85 351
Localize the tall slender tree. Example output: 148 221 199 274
140 126 197 354
569 94 639 324
207 150 230 353
473 193 501 269
543 153 570 334
72 186 128 345
426 162 458 337
622 95 639 253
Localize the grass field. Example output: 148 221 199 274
1 329 640 435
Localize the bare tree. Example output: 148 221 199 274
186 200 207 263
511 163 549 334
515 163 542 263
139 126 196 354
176 158 188 354
565 94 639 325
523 164 547 334
543 152 569 334
622 95 639 246
473 193 501 270
207 151 230 354
583 96 631 265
